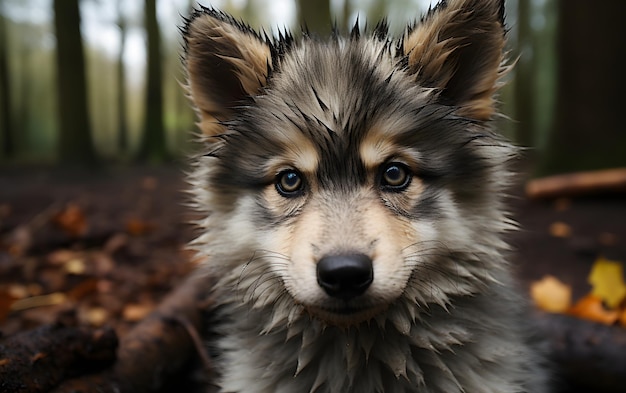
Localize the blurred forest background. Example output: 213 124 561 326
0 0 624 174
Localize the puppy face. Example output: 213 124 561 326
184 0 511 327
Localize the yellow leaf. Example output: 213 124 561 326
588 256 626 309
530 275 572 313
568 294 619 325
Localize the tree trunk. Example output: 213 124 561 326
17 37 31 156
539 0 626 176
297 0 331 35
53 0 96 165
116 0 128 156
0 4 14 158
137 0 168 162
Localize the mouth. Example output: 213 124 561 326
305 302 389 326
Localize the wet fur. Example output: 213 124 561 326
183 1 549 392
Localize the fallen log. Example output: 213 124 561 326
51 273 214 393
0 321 118 393
525 168 626 200
534 311 626 393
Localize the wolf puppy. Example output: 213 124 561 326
183 0 548 392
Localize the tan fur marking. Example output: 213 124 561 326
359 129 400 170
262 133 320 177
403 13 460 88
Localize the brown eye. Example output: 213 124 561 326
381 163 411 191
276 170 304 197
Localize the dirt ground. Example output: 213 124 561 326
1 165 625 392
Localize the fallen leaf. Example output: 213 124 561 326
10 292 67 312
64 258 86 275
126 218 155 236
0 290 18 321
6 284 43 299
67 278 99 300
568 294 619 325
31 352 47 363
103 233 128 254
588 256 626 309
48 249 81 266
80 306 109 327
530 275 572 313
52 203 87 237
549 222 571 238
7 284 29 299
122 303 154 322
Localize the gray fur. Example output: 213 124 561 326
183 1 550 392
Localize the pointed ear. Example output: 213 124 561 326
183 8 272 136
403 0 507 121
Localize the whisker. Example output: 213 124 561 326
236 249 292 306
400 240 497 305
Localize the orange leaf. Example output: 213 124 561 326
530 275 572 313
52 203 87 237
122 303 154 322
568 294 619 325
126 218 155 236
549 222 571 238
31 352 47 363
67 278 99 301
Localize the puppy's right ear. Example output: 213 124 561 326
183 8 272 136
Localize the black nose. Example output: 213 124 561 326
316 254 373 300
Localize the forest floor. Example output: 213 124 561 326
0 165 625 392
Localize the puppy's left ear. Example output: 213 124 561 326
403 0 507 121
183 8 273 136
